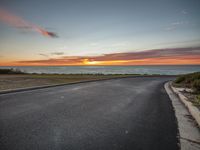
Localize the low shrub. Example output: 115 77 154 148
192 79 200 93
0 68 25 74
174 76 186 83
174 72 200 93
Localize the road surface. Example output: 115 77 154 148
0 77 179 150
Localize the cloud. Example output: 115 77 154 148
0 8 58 38
39 53 49 57
82 47 200 62
181 10 188 15
16 47 200 65
51 52 64 55
39 52 64 58
165 21 188 31
18 57 83 66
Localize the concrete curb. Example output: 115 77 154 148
170 82 200 127
165 82 200 150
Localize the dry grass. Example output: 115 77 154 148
0 74 136 91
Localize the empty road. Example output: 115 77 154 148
0 77 179 150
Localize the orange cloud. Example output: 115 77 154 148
0 8 58 38
2 47 200 66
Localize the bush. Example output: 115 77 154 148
174 76 186 83
192 79 200 93
174 72 200 93
0 68 25 74
194 94 200 106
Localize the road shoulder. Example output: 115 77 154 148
170 85 200 127
165 82 200 150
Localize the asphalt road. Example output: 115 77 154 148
0 77 179 150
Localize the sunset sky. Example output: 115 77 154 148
0 0 200 66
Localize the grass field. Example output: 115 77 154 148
0 69 138 91
0 68 173 92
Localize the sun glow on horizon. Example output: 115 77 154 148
82 59 101 65
1 47 200 66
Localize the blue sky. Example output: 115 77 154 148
0 0 200 65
